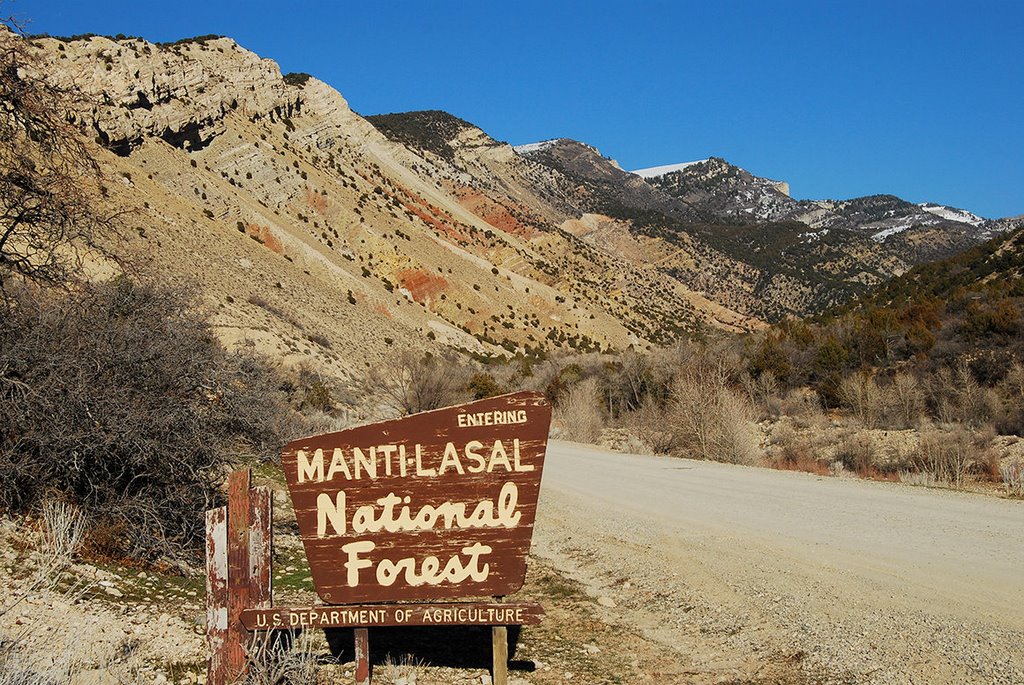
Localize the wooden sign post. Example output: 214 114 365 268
207 391 551 685
205 470 273 685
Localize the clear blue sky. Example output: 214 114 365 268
13 0 1024 218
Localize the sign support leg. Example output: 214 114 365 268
354 627 370 685
225 470 252 680
491 625 509 685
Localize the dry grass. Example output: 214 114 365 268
242 630 322 685
378 653 426 684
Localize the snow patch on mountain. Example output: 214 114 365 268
872 223 914 242
630 160 709 179
918 203 984 226
512 139 560 154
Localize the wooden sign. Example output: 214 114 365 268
281 391 551 604
240 602 544 630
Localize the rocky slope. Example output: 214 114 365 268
31 34 747 386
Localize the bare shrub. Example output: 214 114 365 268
374 351 469 416
835 430 879 475
668 361 760 464
621 398 675 454
885 371 925 429
996 363 1024 435
768 422 829 475
601 349 652 415
912 425 986 489
928 365 999 428
555 377 604 444
838 373 884 428
766 389 824 426
1001 461 1024 497
0 279 297 561
741 370 781 419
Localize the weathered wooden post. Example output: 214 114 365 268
205 507 228 685
206 469 272 685
492 599 509 685
354 627 370 685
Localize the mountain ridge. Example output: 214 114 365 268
18 31 1022 379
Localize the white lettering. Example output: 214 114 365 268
342 540 375 586
297 449 324 483
316 491 346 537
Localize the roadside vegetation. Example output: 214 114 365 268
507 227 1024 496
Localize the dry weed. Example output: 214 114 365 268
379 653 426 684
243 630 322 685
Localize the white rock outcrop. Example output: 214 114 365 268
34 35 301 150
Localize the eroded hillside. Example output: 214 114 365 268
33 34 751 380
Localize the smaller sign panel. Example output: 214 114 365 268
240 602 544 630
281 391 551 604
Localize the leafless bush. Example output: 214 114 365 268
668 361 760 464
835 430 879 475
243 630 322 685
885 371 925 429
0 279 297 561
996 363 1024 434
555 377 604 444
374 350 469 416
741 370 779 418
839 373 884 428
912 425 986 489
928 365 1000 428
765 389 824 426
622 397 676 454
766 422 827 475
1000 461 1024 497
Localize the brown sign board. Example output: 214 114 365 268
281 391 552 604
240 602 544 630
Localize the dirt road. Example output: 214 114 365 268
532 441 1024 684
